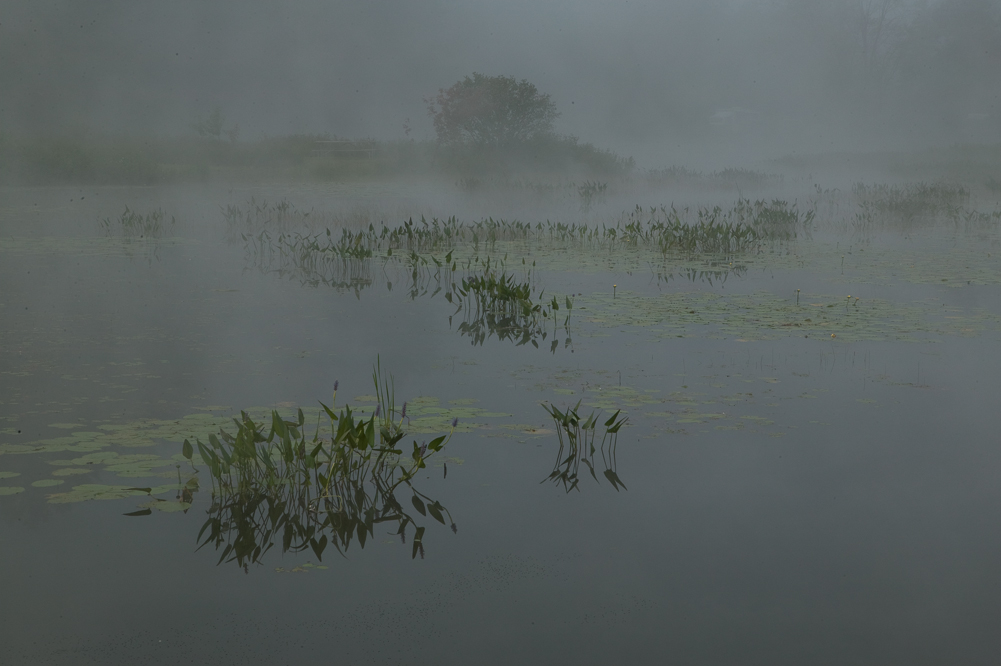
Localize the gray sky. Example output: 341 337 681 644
2 0 998 166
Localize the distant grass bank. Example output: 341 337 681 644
0 132 633 186
771 144 1001 187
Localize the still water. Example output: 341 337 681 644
2 182 1001 664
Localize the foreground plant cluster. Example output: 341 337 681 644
181 364 457 568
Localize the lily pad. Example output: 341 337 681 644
45 484 153 504
31 479 65 488
139 499 192 513
51 468 94 477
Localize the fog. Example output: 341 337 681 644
2 0 998 168
5 3 1001 664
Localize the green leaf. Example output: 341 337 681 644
319 401 338 422
411 495 426 516
123 508 152 517
411 526 425 560
311 535 328 560
309 440 325 459
182 439 193 460
427 501 446 525
603 469 628 491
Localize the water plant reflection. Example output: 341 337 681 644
236 199 810 271
100 206 175 239
542 401 628 493
98 206 176 264
653 263 748 287
181 373 457 569
446 263 573 350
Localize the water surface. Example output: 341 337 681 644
2 182 1001 664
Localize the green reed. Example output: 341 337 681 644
235 196 808 270
182 365 457 568
619 199 810 254
542 400 628 493
222 197 312 237
852 182 970 222
100 206 174 238
577 180 607 212
444 258 574 350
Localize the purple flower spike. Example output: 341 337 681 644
401 402 407 419
451 417 458 428
419 441 428 457
374 404 381 418
333 380 339 391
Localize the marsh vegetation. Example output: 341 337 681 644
182 366 458 568
3 153 1001 664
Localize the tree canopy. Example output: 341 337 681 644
426 73 560 146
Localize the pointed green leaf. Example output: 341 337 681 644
427 502 446 525
123 508 152 517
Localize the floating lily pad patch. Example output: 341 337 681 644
45 483 177 505
275 562 328 573
138 498 192 513
403 396 511 433
496 424 550 436
582 385 662 410
51 468 94 477
0 471 21 479
584 289 1000 343
0 486 25 496
31 479 64 488
49 451 123 466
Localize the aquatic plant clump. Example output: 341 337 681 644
445 258 574 350
183 367 458 568
100 207 175 238
237 197 812 275
223 197 316 237
619 199 812 253
542 401 627 493
852 182 971 223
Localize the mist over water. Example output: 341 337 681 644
3 0 999 165
2 2 1001 665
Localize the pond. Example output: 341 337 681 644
2 179 1001 664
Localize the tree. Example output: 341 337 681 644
191 107 240 142
855 0 903 71
426 73 560 146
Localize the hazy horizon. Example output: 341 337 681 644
2 0 999 169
